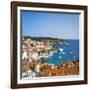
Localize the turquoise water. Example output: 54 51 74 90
47 40 79 65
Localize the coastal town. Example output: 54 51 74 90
22 37 79 78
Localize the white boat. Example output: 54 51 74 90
62 52 66 54
69 51 73 54
59 48 64 52
59 56 62 59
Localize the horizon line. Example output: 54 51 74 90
22 36 79 40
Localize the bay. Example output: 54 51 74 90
47 40 79 65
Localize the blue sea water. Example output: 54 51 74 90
47 40 79 65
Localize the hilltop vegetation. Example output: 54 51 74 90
23 36 69 44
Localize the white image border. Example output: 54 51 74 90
17 6 84 84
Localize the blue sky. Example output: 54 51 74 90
21 10 79 39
